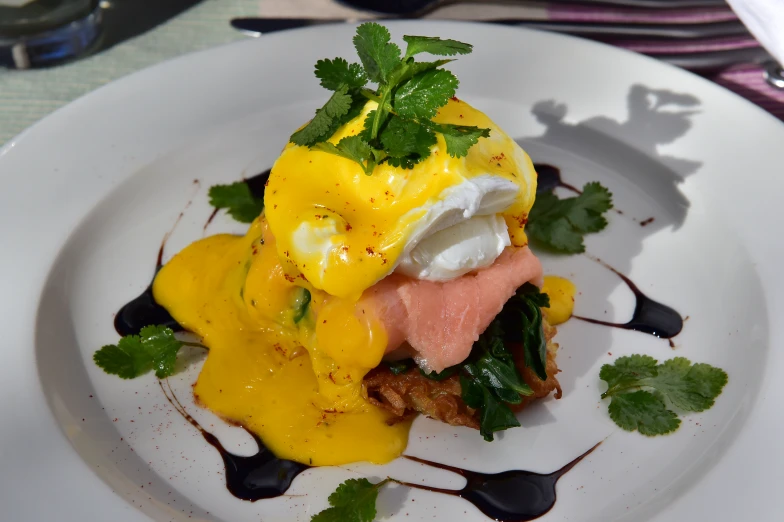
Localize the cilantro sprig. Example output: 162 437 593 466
93 325 204 379
528 182 613 253
291 23 490 174
208 181 264 223
416 282 549 441
600 355 728 436
311 478 394 522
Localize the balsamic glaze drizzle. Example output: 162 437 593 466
574 258 683 339
114 241 182 336
244 168 271 199
534 163 582 195
162 378 598 518
402 442 601 522
159 381 309 501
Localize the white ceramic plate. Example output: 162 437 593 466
1 21 782 522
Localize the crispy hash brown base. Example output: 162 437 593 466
362 319 562 430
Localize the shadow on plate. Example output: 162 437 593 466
517 83 702 399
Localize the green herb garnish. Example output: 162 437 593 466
420 283 549 441
600 355 728 436
311 477 393 522
528 182 613 253
93 325 204 379
291 22 489 174
208 181 264 223
292 288 311 324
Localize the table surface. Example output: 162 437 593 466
1 0 782 146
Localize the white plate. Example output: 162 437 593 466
1 21 782 522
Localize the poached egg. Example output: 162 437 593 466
265 98 538 299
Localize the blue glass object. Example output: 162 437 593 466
0 0 102 68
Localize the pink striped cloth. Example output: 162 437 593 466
546 3 784 121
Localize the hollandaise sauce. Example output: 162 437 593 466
265 98 539 300
152 218 411 466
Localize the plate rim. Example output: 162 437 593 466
1 20 783 522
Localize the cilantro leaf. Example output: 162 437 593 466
427 122 491 158
566 182 613 233
403 35 473 58
393 68 458 120
311 478 387 522
313 135 374 174
290 27 488 174
93 336 150 379
390 58 453 86
353 23 401 84
208 181 264 223
315 57 367 90
292 24 488 174
528 182 614 253
290 86 353 146
646 357 728 412
379 115 437 168
608 390 681 436
599 354 658 397
600 356 728 436
94 325 194 379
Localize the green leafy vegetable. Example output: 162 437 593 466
379 116 437 168
208 181 264 223
311 478 390 522
386 360 415 375
496 283 550 381
290 22 489 174
314 136 375 174
93 325 204 379
402 35 473 58
600 356 728 436
315 57 368 90
527 181 613 253
290 86 353 146
460 375 521 439
608 390 680 436
420 366 458 381
393 68 458 120
418 283 549 441
353 23 401 84
292 288 311 324
426 122 491 158
391 59 452 85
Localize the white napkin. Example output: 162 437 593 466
727 0 784 65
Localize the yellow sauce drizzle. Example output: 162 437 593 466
265 98 538 300
153 218 410 466
541 275 576 325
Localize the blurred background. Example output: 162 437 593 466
0 0 781 145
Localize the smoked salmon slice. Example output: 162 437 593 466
362 246 543 373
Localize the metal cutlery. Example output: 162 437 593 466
231 17 749 40
338 0 730 18
231 17 772 73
